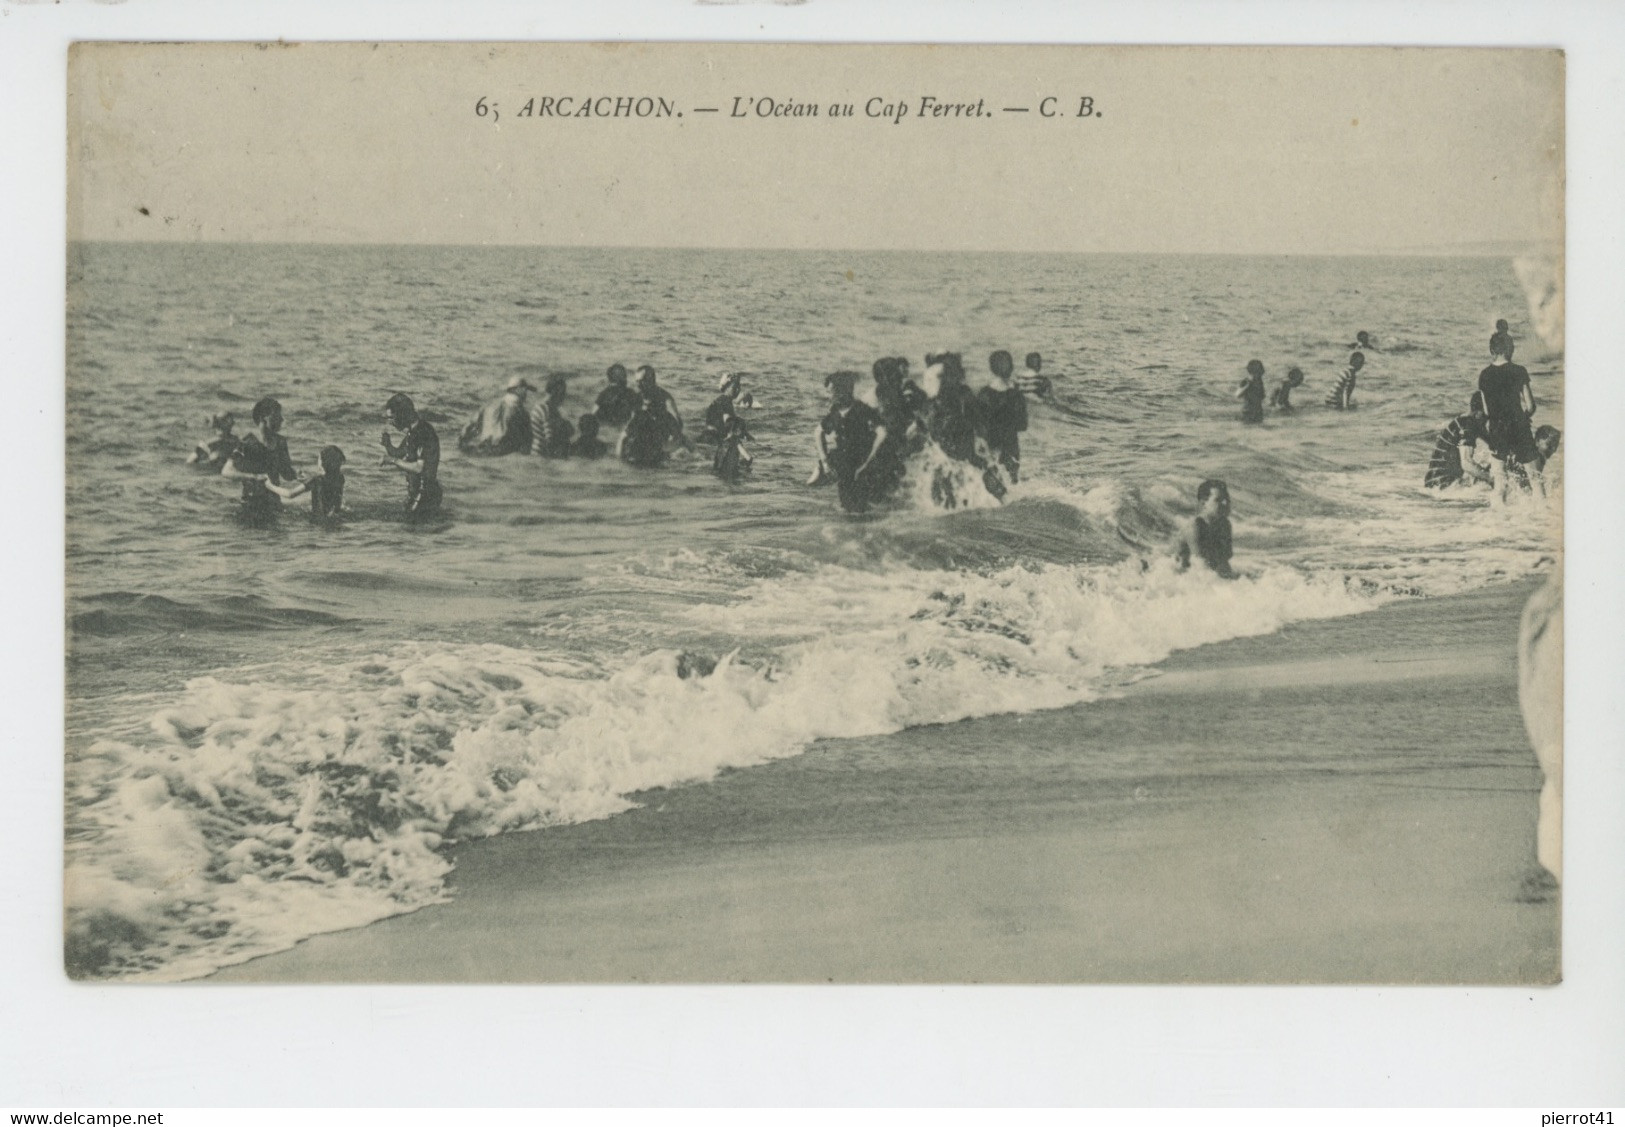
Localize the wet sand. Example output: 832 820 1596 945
212 580 1558 984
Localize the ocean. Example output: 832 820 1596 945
63 243 1563 981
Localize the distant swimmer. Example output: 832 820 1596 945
1172 479 1236 579
570 414 609 459
270 444 347 519
457 373 535 456
1236 359 1266 424
221 396 297 523
1423 391 1493 490
1325 351 1364 410
381 392 443 518
594 364 639 430
529 373 574 458
187 413 239 471
978 350 1030 482
817 370 888 514
1346 330 1379 353
1270 367 1305 411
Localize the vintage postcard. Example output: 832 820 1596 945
64 42 1564 984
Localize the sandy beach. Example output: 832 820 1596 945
208 579 1557 985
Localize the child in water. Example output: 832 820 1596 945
1172 479 1236 579
571 414 609 459
269 445 347 519
1270 367 1305 411
187 413 239 470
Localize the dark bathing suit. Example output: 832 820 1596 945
1240 376 1265 423
977 385 1029 480
595 385 639 428
233 432 296 520
1477 362 1537 463
398 418 442 516
820 399 884 513
308 474 344 518
1178 514 1234 576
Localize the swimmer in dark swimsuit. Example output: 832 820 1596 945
594 364 639 430
187 413 239 470
270 445 347 519
221 396 297 523
381 392 443 518
817 370 888 514
570 414 609 459
1236 360 1267 423
701 372 746 444
978 350 1029 482
1477 331 1539 494
1173 479 1236 579
1270 367 1305 411
1347 330 1379 353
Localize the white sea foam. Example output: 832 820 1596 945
66 553 1384 980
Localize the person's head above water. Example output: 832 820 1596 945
1025 352 1042 372
1355 331 1372 346
384 392 417 428
825 370 861 404
1286 367 1304 387
1196 478 1231 516
1246 359 1265 378
1349 352 1365 370
1535 425 1561 460
607 363 629 386
251 397 283 433
989 351 1014 379
318 445 346 476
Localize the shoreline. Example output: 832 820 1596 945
208 578 1558 984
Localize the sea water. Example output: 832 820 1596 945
63 244 1563 980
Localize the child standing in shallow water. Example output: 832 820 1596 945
270 445 346 519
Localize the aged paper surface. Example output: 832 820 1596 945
65 42 1563 985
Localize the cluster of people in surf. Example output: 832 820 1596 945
189 392 443 524
1230 329 1379 422
808 349 1052 514
1422 320 1560 499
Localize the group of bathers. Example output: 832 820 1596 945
1235 330 1376 422
1424 320 1559 494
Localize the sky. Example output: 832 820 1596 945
68 42 1563 254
